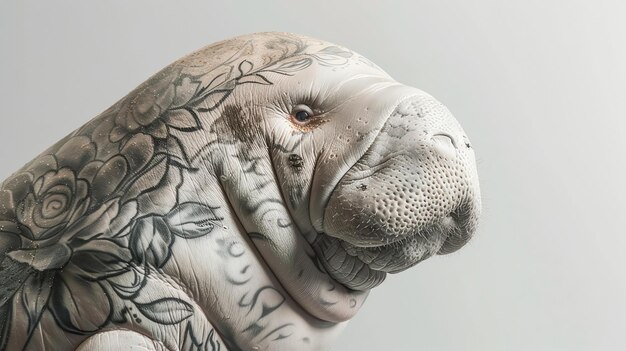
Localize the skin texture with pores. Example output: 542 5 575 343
0 32 481 351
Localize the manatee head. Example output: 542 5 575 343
312 92 481 290
206 33 482 292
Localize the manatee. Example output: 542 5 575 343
0 32 481 350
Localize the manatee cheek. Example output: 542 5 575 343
323 176 389 246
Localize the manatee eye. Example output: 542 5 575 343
291 104 314 123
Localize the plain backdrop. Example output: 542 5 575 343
1 1 625 350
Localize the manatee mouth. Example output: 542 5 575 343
312 205 475 291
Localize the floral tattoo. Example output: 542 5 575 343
0 34 355 350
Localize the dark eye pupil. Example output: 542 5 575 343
295 110 310 122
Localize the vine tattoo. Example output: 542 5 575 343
0 34 356 350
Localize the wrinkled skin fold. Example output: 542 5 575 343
0 32 480 351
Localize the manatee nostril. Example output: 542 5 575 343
431 133 457 149
430 133 458 158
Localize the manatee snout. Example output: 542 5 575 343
321 92 481 288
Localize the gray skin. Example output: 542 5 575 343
0 32 480 351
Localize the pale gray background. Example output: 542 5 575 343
1 1 625 350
